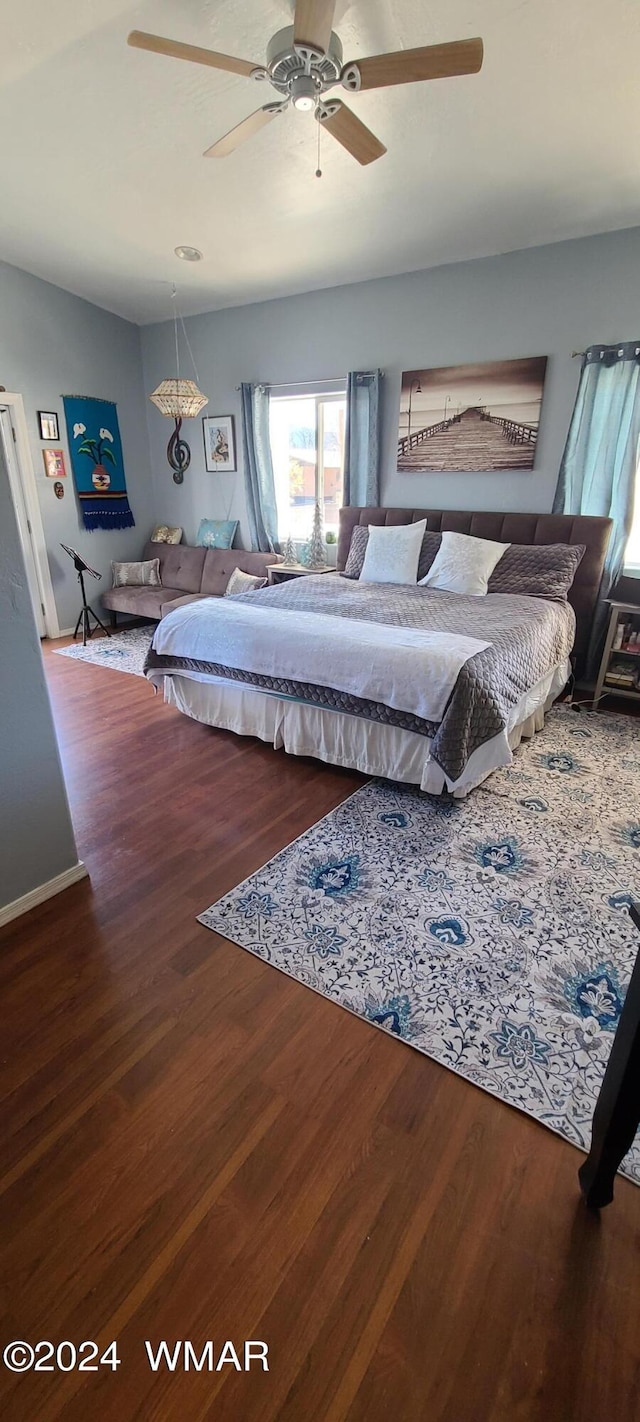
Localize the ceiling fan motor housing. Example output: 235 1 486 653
257 25 349 104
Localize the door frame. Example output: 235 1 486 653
0 392 60 638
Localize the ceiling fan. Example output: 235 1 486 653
128 0 483 166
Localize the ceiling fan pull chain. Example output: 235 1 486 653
316 119 322 178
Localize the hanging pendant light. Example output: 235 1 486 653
149 287 208 483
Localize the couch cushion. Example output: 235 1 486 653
142 541 206 593
200 549 280 597
160 593 210 617
102 585 184 619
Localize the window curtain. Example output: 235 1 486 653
553 341 640 680
240 382 279 553
343 371 382 507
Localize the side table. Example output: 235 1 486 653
593 600 640 706
266 564 335 586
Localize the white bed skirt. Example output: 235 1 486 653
160 658 570 797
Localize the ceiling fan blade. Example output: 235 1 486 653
127 30 259 79
351 37 484 91
317 101 386 166
293 0 337 52
204 105 286 158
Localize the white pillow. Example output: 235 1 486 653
360 520 427 585
420 531 510 596
224 567 267 595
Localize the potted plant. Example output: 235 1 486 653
325 529 337 566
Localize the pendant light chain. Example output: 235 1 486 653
179 310 201 387
171 282 202 387
149 282 208 427
171 285 181 398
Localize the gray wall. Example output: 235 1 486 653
140 225 640 547
5 225 640 603
0 261 155 631
0 438 79 910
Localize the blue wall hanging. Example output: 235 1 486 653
62 395 135 531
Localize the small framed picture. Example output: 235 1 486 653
43 448 67 479
203 414 236 473
38 411 59 441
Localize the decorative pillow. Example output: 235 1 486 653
224 567 267 596
150 524 182 544
487 542 586 600
417 529 442 581
343 524 441 582
420 532 509 596
111 558 160 588
342 525 370 579
196 519 239 550
360 519 427 585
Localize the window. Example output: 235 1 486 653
625 471 640 576
269 387 347 541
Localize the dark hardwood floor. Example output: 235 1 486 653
1 641 639 1421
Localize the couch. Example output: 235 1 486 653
102 541 281 624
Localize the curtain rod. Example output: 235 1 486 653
235 378 344 391
572 344 640 358
235 373 383 390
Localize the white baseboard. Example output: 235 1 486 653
0 862 89 929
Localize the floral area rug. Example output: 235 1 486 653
53 627 154 677
199 706 640 1183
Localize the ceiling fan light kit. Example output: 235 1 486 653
128 0 483 167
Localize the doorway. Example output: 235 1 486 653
0 395 59 638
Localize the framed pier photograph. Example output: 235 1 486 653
397 356 548 472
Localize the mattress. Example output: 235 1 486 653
144 573 575 787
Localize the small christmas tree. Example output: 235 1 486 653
282 533 297 566
305 501 327 569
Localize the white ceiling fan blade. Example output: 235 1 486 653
127 31 259 79
293 0 337 52
204 105 287 158
317 101 386 166
350 38 484 91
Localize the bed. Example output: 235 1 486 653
144 506 612 797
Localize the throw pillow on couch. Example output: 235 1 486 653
111 558 161 588
196 519 239 549
224 567 267 596
150 524 182 544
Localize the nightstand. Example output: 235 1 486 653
266 564 335 586
593 600 640 705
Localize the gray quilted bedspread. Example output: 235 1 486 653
145 573 575 783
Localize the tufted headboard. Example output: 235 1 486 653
337 507 612 676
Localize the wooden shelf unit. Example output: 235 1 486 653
594 599 640 704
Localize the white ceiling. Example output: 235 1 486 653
1 0 640 324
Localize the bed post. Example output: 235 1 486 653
578 902 640 1207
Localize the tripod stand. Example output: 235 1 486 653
73 566 111 646
61 544 111 648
